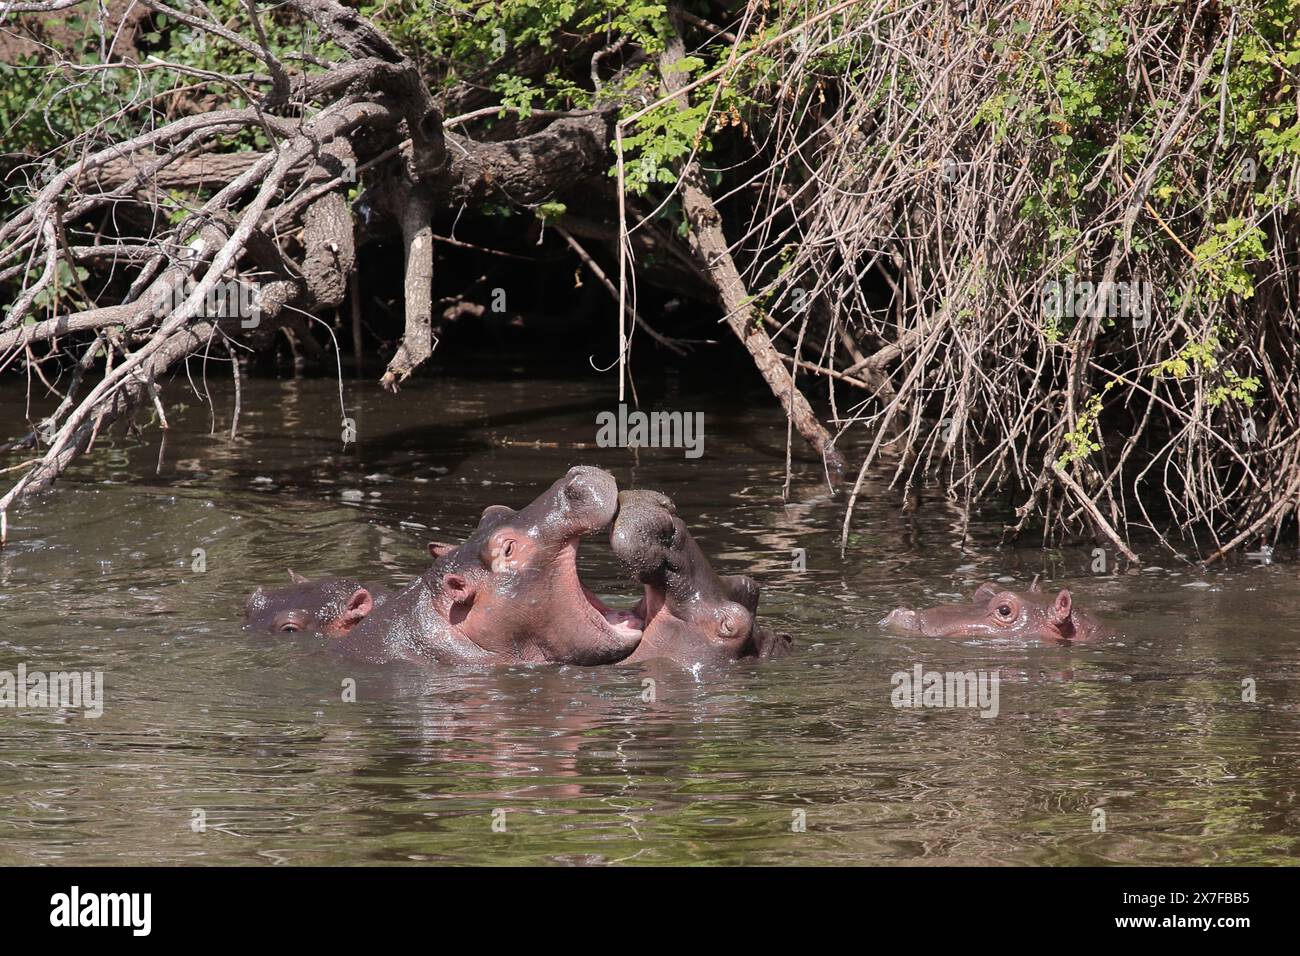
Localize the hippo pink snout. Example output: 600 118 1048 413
880 607 920 633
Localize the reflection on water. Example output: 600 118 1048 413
0 373 1298 865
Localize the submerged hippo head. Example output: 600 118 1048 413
244 571 390 640
881 579 1110 643
610 489 792 666
416 465 644 664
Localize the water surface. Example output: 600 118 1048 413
1 370 1297 865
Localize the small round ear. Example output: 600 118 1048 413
442 572 475 604
1052 588 1073 622
288 569 309 584
427 541 455 560
340 588 374 629
714 601 752 641
972 582 1000 603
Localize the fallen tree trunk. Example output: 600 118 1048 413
655 6 846 480
0 2 636 533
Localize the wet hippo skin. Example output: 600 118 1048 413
244 571 392 640
609 489 792 666
331 466 646 666
880 579 1112 643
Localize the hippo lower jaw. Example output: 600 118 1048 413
620 584 758 666
580 583 644 642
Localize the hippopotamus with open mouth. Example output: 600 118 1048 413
331 466 645 666
880 579 1111 643
244 571 392 639
609 489 792 666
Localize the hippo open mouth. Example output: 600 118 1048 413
564 542 645 643
582 587 645 641
431 466 647 665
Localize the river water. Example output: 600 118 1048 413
1 367 1297 865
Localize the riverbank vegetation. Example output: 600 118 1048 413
2 0 1299 562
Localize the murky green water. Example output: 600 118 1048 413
1 368 1298 865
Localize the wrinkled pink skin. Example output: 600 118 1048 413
881 580 1111 643
610 489 792 667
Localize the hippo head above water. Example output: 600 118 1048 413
333 466 645 666
881 579 1110 643
244 571 390 640
609 489 792 666
441 466 645 663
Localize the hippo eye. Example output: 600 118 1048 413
279 622 301 633
996 604 1013 619
503 540 514 558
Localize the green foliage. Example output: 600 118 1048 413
0 260 89 324
1153 334 1224 380
1206 369 1262 408
1056 387 1111 468
534 201 567 222
1152 332 1262 409
617 93 711 193
0 2 334 218
1191 217 1269 300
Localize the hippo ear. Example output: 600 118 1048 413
441 572 475 605
714 601 752 641
972 582 1000 603
288 569 309 584
752 626 793 659
340 588 374 630
1052 588 1073 623
427 541 455 560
